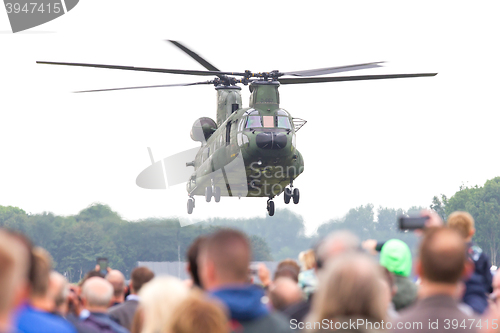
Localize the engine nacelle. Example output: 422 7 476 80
190 117 217 142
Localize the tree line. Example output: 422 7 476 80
1 176 498 281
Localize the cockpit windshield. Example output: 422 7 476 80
277 116 292 129
246 115 262 128
245 114 292 130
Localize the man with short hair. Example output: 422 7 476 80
199 229 291 333
105 270 125 306
0 230 29 333
80 277 128 333
15 247 77 333
108 267 154 331
394 227 477 333
447 211 493 314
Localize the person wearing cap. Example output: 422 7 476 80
379 239 418 311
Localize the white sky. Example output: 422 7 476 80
1 1 499 235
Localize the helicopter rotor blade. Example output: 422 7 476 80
167 40 220 72
74 81 213 93
282 62 385 77
36 61 246 77
278 73 437 85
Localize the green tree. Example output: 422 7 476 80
446 177 500 265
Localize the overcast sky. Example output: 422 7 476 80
1 1 499 234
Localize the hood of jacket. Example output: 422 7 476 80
210 284 269 322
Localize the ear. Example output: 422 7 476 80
415 259 422 278
469 228 476 238
186 262 191 274
463 259 474 279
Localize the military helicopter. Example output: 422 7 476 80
37 41 437 216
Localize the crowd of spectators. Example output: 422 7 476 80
0 210 498 333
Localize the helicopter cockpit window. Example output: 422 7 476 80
262 116 274 128
276 116 292 129
246 116 262 128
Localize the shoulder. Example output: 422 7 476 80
17 310 77 333
241 312 292 333
108 300 137 314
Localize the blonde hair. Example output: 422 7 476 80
447 211 475 239
307 253 387 328
138 276 190 333
299 249 316 270
170 290 229 333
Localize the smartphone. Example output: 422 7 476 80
97 257 108 274
398 215 429 230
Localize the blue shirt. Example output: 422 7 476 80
15 304 77 333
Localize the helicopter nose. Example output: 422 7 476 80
255 132 287 150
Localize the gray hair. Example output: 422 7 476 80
81 277 113 307
317 230 360 267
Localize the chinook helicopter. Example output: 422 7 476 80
37 41 437 216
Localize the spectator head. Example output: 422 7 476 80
170 290 229 333
315 230 360 269
274 259 301 282
139 276 190 333
447 211 475 240
186 236 207 288
298 249 316 271
0 230 29 321
106 269 125 303
308 253 387 325
30 247 53 299
379 239 412 277
199 229 251 290
79 270 105 287
130 266 155 294
269 277 303 311
417 227 466 285
81 277 113 312
50 271 68 314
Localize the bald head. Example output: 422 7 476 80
269 277 303 311
419 227 466 284
106 270 125 300
81 277 113 311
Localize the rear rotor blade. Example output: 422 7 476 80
36 61 246 77
74 81 213 93
282 62 385 77
167 40 220 72
279 73 437 85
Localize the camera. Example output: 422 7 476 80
398 215 430 230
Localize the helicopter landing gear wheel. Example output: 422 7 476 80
293 188 300 204
284 188 292 204
187 197 195 214
205 186 212 202
213 186 221 202
267 199 275 216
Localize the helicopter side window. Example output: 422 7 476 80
246 116 262 128
276 116 292 129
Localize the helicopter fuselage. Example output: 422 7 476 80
186 81 304 199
